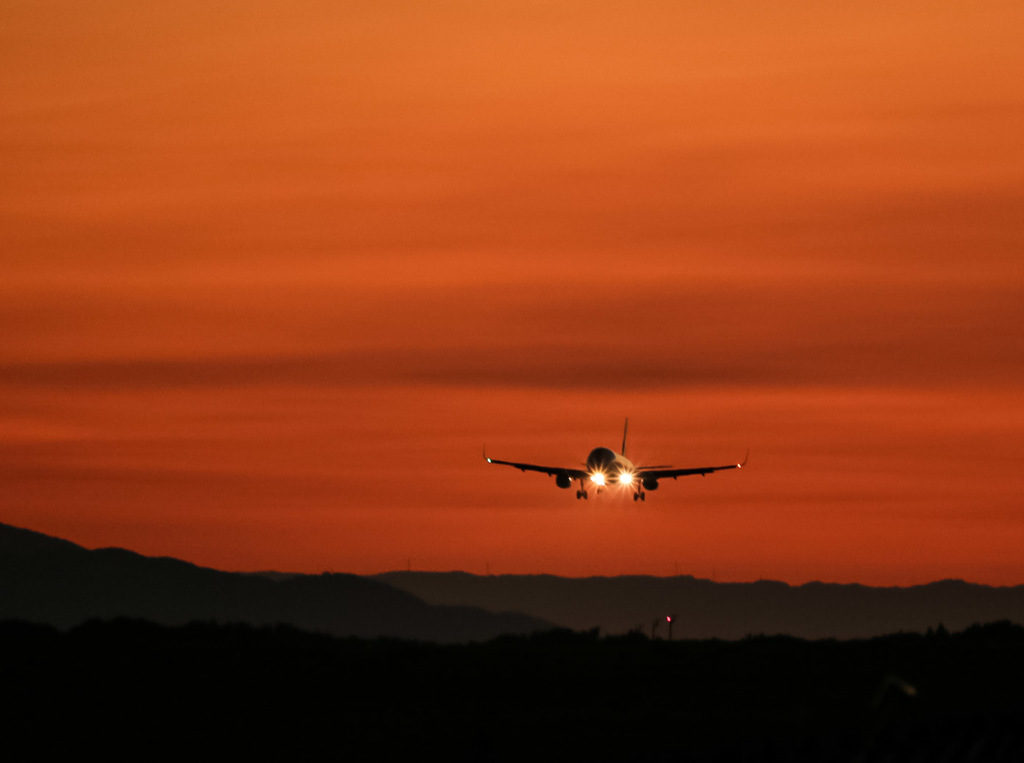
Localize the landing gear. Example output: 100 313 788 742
576 489 589 500
633 491 646 502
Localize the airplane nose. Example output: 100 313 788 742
585 447 616 471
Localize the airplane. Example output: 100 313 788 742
484 419 746 501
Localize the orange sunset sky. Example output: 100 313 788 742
3 2 1023 585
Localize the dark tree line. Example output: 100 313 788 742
2 618 1022 761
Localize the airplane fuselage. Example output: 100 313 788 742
584 447 637 487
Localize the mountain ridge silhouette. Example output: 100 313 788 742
0 522 551 642
375 570 1024 639
7 521 1021 641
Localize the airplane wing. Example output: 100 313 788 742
484 451 589 481
638 451 748 481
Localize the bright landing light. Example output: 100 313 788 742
591 472 606 486
619 472 634 486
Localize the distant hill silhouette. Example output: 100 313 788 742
375 571 1024 639
8 520 1021 642
0 522 551 641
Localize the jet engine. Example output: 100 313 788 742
555 474 573 489
642 477 659 491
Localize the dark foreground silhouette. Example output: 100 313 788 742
2 618 1022 761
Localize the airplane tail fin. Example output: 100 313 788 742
621 417 629 455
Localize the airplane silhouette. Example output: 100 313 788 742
485 419 746 500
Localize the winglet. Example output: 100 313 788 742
483 445 492 463
738 449 750 468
